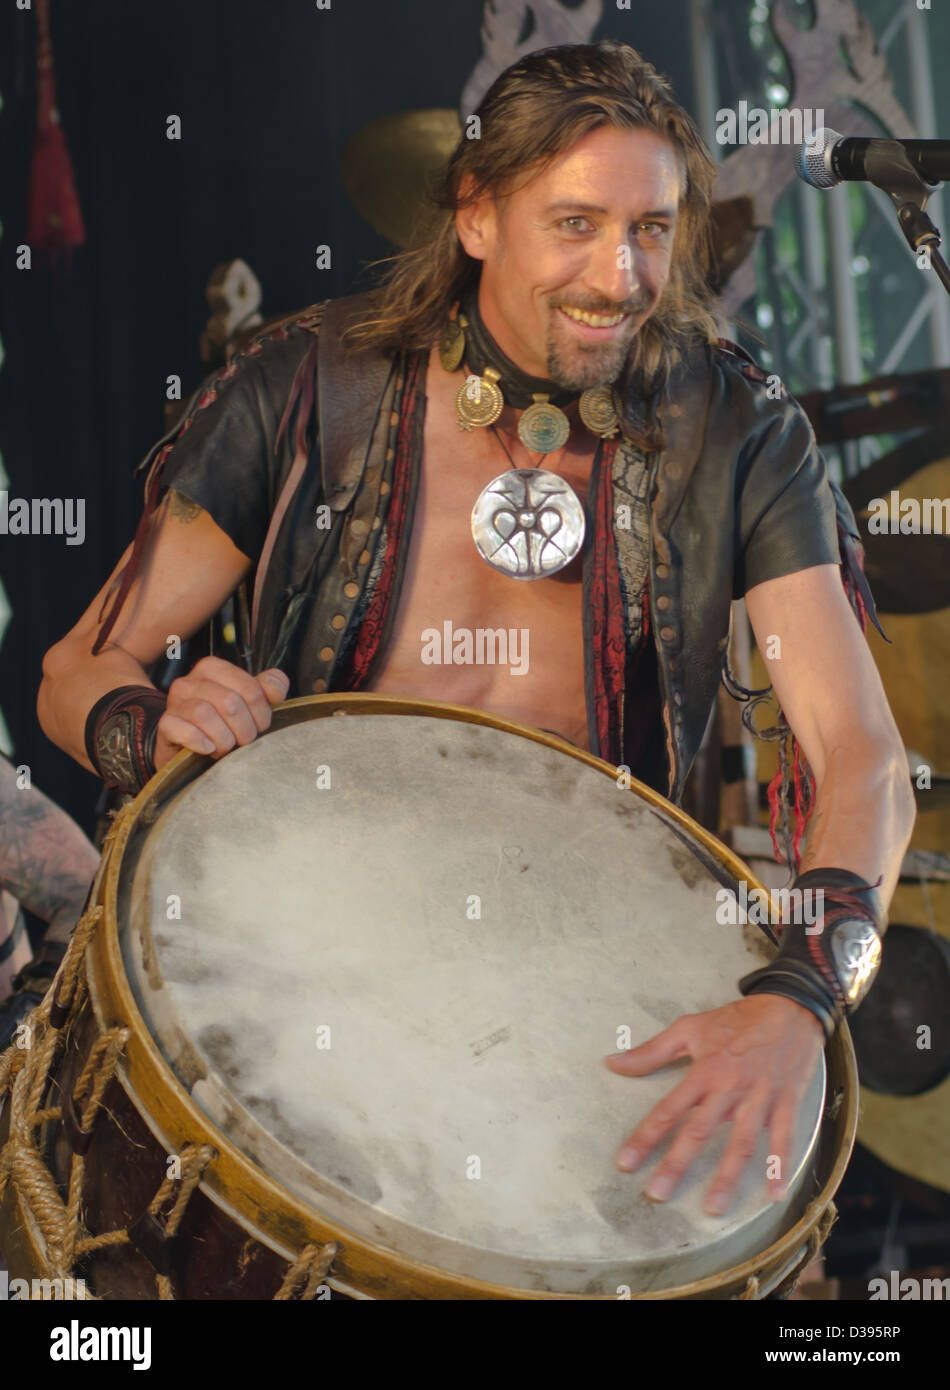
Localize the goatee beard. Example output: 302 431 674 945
545 336 631 391
545 297 651 391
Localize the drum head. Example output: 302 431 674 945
120 708 824 1295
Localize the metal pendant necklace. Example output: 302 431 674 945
439 288 621 581
470 392 589 580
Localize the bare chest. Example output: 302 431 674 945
363 351 597 748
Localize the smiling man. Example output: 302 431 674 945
38 41 915 1226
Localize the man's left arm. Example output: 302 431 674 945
744 561 916 901
608 562 916 1214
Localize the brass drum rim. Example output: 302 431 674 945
88 693 857 1299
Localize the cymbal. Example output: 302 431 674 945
913 776 950 811
859 533 950 615
856 882 950 1196
849 925 950 1095
836 437 950 615
839 428 950 505
342 110 462 250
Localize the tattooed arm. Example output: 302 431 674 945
164 488 203 524
0 756 100 942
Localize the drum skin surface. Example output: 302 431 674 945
117 703 826 1296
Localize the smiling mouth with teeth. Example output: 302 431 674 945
557 305 629 328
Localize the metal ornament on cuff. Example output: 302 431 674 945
472 468 586 580
97 712 138 791
829 918 882 1008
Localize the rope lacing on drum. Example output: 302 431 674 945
731 1200 838 1301
144 1143 218 1300
275 1241 341 1300
0 899 130 1287
0 896 222 1298
0 889 150 1293
0 885 344 1301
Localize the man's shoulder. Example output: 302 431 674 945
700 338 821 452
173 302 333 415
156 292 388 448
710 338 790 401
230 291 356 350
667 338 797 419
236 290 389 369
133 300 335 481
234 299 332 364
178 295 353 420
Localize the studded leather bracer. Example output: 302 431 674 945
738 868 886 1042
84 685 168 796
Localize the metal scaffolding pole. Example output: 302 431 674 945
796 181 833 388
689 0 720 155
826 187 862 385
825 184 863 478
905 6 950 367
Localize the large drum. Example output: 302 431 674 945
0 696 856 1299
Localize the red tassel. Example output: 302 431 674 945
789 739 812 871
765 528 875 869
766 762 784 863
27 0 85 262
28 123 86 256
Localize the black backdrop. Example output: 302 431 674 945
0 0 693 835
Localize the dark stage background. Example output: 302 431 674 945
0 0 695 836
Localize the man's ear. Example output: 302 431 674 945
455 174 495 262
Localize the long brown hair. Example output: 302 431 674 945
342 40 721 445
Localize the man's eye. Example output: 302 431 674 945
637 222 669 238
561 217 590 231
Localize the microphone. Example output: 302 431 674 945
797 128 950 189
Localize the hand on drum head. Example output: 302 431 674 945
154 657 290 768
606 995 824 1217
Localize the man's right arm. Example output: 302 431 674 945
38 488 289 776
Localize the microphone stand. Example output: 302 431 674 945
864 142 950 298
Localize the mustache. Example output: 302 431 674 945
553 293 653 317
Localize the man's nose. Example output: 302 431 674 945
583 234 644 307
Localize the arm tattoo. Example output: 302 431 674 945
0 757 99 927
165 488 203 524
95 488 205 627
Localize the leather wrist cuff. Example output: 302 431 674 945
738 868 886 1040
792 867 887 933
84 685 167 796
739 960 838 1042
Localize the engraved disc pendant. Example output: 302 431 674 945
578 385 620 438
471 468 586 579
517 395 571 453
456 367 504 431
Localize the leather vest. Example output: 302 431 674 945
248 293 870 806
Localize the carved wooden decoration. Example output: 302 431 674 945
715 0 917 314
200 258 264 366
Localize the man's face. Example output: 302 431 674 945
456 124 682 389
